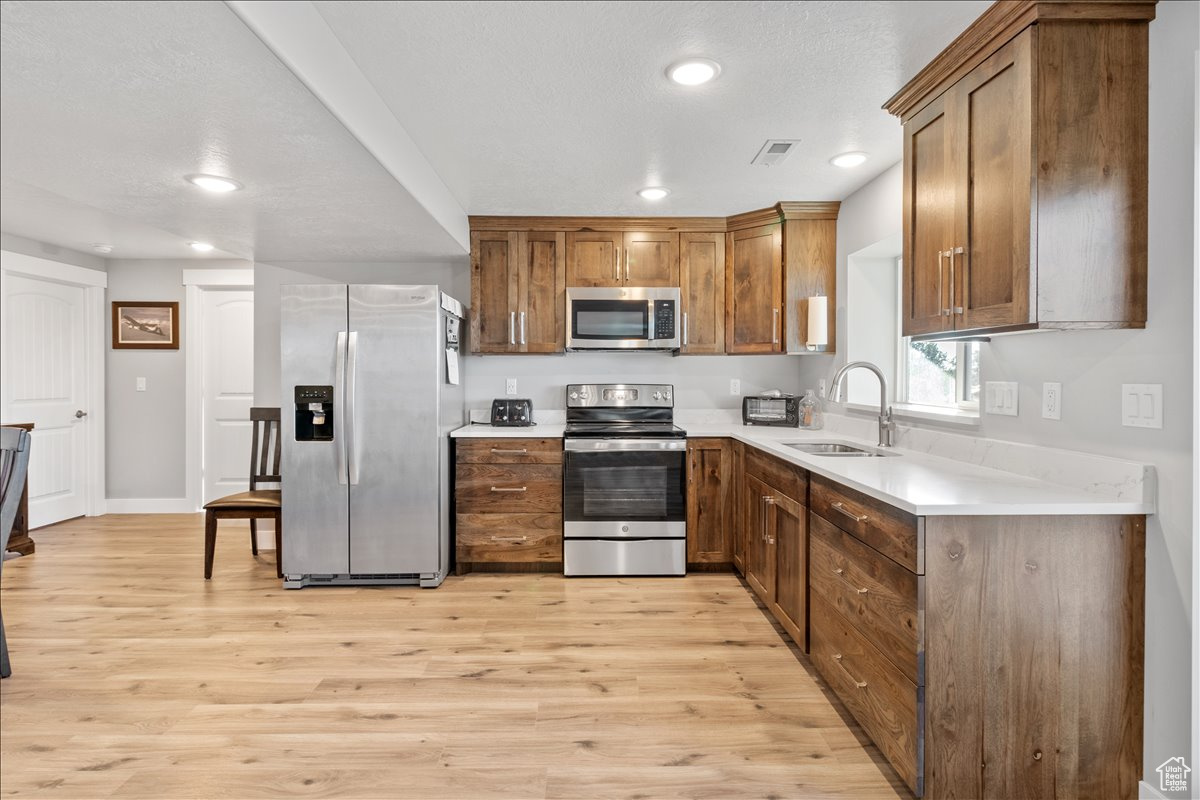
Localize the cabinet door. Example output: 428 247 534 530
679 232 726 354
953 28 1033 332
726 223 783 353
731 441 746 574
686 438 730 564
768 492 807 651
902 94 955 337
743 474 774 604
623 231 679 286
470 231 520 353
566 231 623 287
518 231 565 353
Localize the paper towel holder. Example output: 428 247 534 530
805 295 829 352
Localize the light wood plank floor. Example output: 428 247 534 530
0 514 908 799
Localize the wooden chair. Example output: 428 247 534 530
203 408 282 579
1 426 33 678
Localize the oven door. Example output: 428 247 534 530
563 439 686 539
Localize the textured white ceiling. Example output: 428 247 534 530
314 0 990 215
0 0 991 261
0 0 463 262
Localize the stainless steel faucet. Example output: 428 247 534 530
830 361 895 447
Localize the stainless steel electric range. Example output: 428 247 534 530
562 383 687 576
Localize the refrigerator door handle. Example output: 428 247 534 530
334 331 348 485
346 331 360 485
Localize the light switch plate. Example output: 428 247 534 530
1121 383 1163 428
1041 382 1061 420
985 381 1018 416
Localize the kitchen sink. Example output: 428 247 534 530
783 441 900 457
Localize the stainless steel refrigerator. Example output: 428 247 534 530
280 284 464 588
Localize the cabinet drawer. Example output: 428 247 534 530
456 513 562 562
809 512 919 683
810 594 921 795
810 475 921 573
744 447 806 502
457 438 562 464
455 464 562 512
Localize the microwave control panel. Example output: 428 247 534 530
653 300 675 339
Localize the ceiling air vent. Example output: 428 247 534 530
751 139 801 167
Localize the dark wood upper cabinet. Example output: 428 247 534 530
726 223 783 354
565 231 623 287
623 231 679 286
470 205 836 355
888 1 1154 340
470 231 521 353
469 230 564 354
566 231 678 287
678 232 725 354
520 232 566 353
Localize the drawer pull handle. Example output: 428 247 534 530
833 654 868 689
831 502 869 524
490 448 529 455
490 486 528 493
492 535 528 542
833 567 869 595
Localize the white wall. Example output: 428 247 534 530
466 353 809 412
105 259 252 500
845 252 900 406
252 260 469 407
808 3 1198 781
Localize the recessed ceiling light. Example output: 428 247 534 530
189 241 215 252
184 173 243 193
637 187 670 201
667 58 721 86
830 151 868 168
91 243 114 254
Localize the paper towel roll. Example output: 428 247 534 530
807 296 828 348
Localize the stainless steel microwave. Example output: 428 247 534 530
565 287 681 351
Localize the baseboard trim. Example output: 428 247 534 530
105 498 198 514
1140 780 1169 800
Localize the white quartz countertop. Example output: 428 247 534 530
451 421 1152 517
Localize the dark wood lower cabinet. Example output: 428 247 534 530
454 438 563 573
685 438 732 567
743 449 808 652
729 442 1144 800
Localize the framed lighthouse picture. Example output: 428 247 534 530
112 301 180 350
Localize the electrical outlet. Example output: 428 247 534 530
1041 382 1061 420
818 379 827 399
984 381 1018 416
1121 383 1162 428
730 379 741 396
505 378 517 396
136 377 147 392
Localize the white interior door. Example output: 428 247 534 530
201 290 254 505
0 274 89 528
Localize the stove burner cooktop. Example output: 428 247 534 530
563 422 687 439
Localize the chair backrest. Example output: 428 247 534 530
249 408 281 491
1 427 32 543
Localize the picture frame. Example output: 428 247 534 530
111 301 180 350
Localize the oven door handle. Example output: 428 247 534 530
564 439 687 452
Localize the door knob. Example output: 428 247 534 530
75 410 88 418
